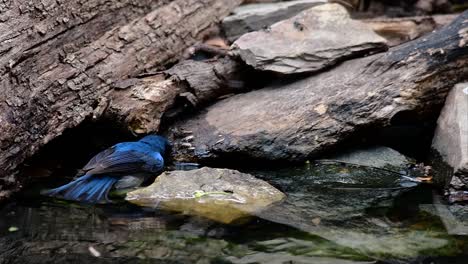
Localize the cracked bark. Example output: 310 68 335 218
106 57 244 135
0 0 243 201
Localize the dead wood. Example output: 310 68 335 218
0 0 242 201
106 57 244 135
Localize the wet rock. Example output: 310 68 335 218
227 253 374 264
329 146 413 171
432 83 468 200
222 0 327 42
252 162 421 225
126 167 285 224
246 162 461 259
428 194 468 235
232 3 387 74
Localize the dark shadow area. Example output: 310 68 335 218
16 118 137 190
326 109 440 164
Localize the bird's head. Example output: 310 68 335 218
139 135 171 155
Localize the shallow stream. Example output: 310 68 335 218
1 163 467 264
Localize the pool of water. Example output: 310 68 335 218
1 163 467 264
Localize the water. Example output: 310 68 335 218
1 162 467 264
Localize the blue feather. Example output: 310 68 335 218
43 175 117 203
43 135 169 203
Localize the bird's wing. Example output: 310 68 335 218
83 146 153 175
82 147 117 171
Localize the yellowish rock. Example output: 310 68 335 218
126 167 285 224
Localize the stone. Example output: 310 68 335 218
432 83 468 200
232 3 387 74
430 194 468 235
125 167 285 224
245 162 455 259
222 0 327 42
329 146 413 171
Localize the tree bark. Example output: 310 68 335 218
106 57 244 135
362 14 457 46
0 0 242 201
167 11 468 164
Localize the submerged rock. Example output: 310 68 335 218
432 83 468 201
427 194 468 236
232 3 387 74
126 167 285 224
246 162 459 259
222 0 327 42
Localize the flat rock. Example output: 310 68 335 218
329 146 413 171
222 0 327 42
432 83 468 199
232 3 387 74
126 167 285 224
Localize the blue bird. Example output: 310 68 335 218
43 135 170 203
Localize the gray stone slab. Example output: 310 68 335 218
232 3 387 74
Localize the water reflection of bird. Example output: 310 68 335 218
43 135 170 204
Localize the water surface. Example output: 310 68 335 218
1 162 467 264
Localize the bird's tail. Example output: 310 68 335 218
42 174 118 203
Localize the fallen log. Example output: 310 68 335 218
168 11 468 164
0 0 242 201
362 15 456 46
106 57 244 135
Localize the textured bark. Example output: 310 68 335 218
106 57 244 135
0 0 243 201
165 57 245 105
168 11 468 164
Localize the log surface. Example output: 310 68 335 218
0 0 242 200
107 57 244 135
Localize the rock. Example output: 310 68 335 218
251 162 421 225
222 0 327 42
432 83 468 201
227 253 374 264
246 162 458 259
126 167 285 224
232 3 387 74
429 194 468 235
167 12 468 164
329 146 413 171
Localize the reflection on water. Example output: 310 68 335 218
1 162 467 263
